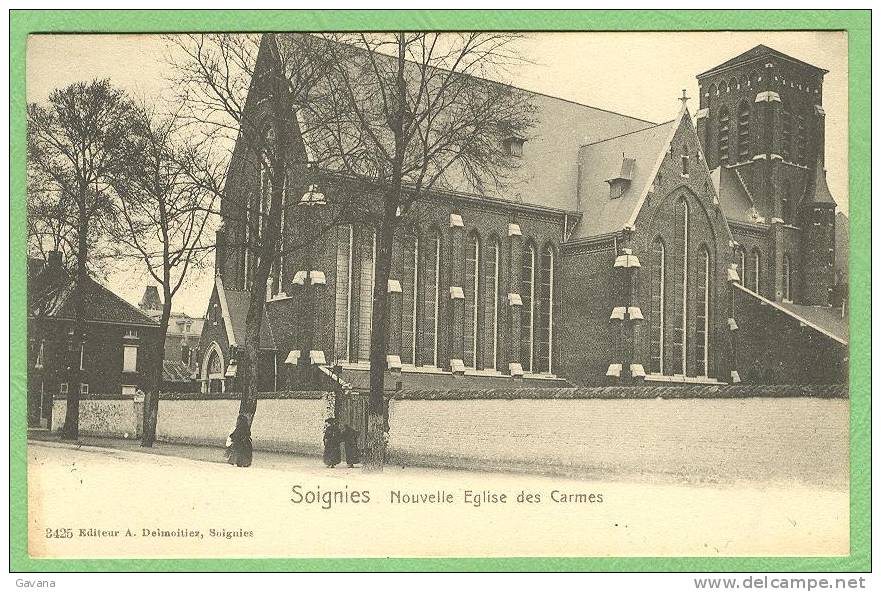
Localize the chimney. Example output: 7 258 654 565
139 285 163 312
47 250 62 271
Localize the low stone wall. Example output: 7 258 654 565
387 396 849 487
155 392 329 455
51 386 848 486
51 395 139 439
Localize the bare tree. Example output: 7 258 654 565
27 79 138 440
304 32 536 469
165 33 333 440
108 104 217 447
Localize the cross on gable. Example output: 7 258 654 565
679 89 690 106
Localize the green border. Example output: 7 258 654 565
10 9 871 572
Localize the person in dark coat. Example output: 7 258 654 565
226 413 253 468
340 423 361 468
323 417 342 468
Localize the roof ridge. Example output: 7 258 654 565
88 276 159 325
580 120 675 148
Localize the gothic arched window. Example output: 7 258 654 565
485 237 501 371
535 245 555 374
649 237 666 375
783 254 792 301
357 228 376 362
671 199 689 376
696 246 711 376
750 249 762 294
718 106 731 165
401 230 419 366
421 230 441 366
464 233 482 369
334 224 354 363
737 101 751 162
520 243 537 373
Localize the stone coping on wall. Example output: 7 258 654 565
55 391 327 401
54 384 846 402
388 384 848 400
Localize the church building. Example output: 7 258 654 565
197 38 848 394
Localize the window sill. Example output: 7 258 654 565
266 293 292 303
645 373 725 385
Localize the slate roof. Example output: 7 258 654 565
710 166 763 224
163 360 194 383
273 33 656 214
735 283 848 345
29 265 158 327
697 44 828 78
572 119 676 239
215 277 276 349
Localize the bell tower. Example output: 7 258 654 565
695 45 828 225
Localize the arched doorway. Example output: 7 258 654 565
201 342 225 394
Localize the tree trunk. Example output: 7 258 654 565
61 208 88 441
363 198 400 471
141 295 170 447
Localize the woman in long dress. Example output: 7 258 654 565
226 413 253 467
323 417 342 468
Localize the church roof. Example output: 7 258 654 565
572 119 676 238
710 165 765 224
806 156 837 205
697 44 828 78
272 33 655 214
734 283 847 345
213 276 276 350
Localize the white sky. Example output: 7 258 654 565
27 31 848 315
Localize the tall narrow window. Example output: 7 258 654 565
738 249 746 284
334 225 354 363
718 106 730 165
795 115 807 165
681 142 689 176
274 178 288 296
536 245 554 374
782 254 792 301
671 199 689 375
485 238 501 371
751 249 762 293
650 238 666 374
464 233 482 369
401 232 419 365
421 231 441 366
781 181 791 224
520 244 536 372
780 109 792 161
357 229 376 362
737 101 751 162
696 246 711 376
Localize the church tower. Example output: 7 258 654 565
695 45 828 225
799 156 837 305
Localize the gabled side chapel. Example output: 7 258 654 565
197 38 848 394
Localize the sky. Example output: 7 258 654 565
27 31 849 315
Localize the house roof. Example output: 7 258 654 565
272 33 656 214
214 276 276 350
29 265 158 327
163 360 194 383
735 283 847 345
572 119 676 238
697 44 828 78
710 165 764 224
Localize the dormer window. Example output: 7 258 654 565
503 136 525 158
606 156 635 200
